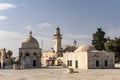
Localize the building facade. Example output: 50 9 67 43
53 27 62 57
18 31 42 69
63 44 115 69
42 27 63 66
42 27 77 66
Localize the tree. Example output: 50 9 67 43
6 50 13 58
105 37 120 63
92 28 107 51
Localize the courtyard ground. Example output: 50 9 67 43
0 64 120 80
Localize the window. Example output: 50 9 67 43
67 60 72 66
70 60 72 66
25 53 30 56
33 53 37 56
105 60 107 67
67 60 69 66
75 60 78 68
96 60 99 67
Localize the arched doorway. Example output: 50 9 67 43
24 53 31 66
33 59 37 67
32 53 37 67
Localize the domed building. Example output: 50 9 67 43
18 31 41 69
63 44 114 69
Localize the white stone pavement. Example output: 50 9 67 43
0 65 120 80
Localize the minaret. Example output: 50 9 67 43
73 39 77 47
29 31 32 37
53 27 62 54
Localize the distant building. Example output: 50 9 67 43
14 31 42 69
13 27 115 69
0 48 6 68
63 44 115 69
41 27 77 66
53 27 62 57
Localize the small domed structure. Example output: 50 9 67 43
19 31 41 69
22 31 39 48
75 44 96 52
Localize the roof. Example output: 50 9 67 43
21 31 39 48
75 44 96 52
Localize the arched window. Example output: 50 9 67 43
33 53 37 56
25 53 30 56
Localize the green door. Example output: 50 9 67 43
75 60 78 68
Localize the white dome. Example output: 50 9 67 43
21 31 39 49
75 44 96 52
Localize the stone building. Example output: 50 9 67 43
41 27 77 66
53 27 62 57
16 31 42 69
0 48 6 68
63 44 114 69
42 27 62 66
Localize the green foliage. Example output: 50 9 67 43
105 40 115 52
6 50 13 58
92 28 107 51
105 37 120 63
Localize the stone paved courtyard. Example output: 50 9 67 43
0 65 120 80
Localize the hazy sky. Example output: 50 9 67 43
0 0 120 56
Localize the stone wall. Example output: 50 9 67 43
63 52 88 69
63 51 114 69
88 51 114 69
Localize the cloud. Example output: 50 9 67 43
25 25 33 31
63 34 91 46
0 30 24 57
0 3 16 11
64 34 90 39
0 30 24 39
105 27 120 39
102 24 120 39
37 23 51 28
0 15 7 21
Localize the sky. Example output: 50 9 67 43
0 0 120 56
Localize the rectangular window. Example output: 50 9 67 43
96 60 99 67
67 60 69 66
105 60 107 67
70 60 72 66
75 60 78 68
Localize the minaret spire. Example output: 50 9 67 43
29 30 32 37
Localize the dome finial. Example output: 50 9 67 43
29 30 32 37
56 26 60 30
